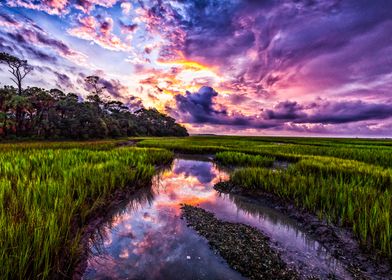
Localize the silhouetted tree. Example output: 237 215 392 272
0 52 188 139
0 53 33 136
0 52 32 95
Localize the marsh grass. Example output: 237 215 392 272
215 151 275 167
139 136 392 259
294 157 392 190
138 136 392 167
231 164 392 258
0 139 124 151
0 144 173 279
4 136 392 278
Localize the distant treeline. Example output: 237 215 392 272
0 52 188 139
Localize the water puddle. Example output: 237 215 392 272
83 155 351 280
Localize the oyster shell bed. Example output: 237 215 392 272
181 204 300 280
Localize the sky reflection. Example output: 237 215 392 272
84 157 350 280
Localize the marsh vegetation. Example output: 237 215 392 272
138 136 392 260
0 140 173 279
2 136 392 279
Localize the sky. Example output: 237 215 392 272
0 0 391 137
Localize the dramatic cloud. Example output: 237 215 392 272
81 73 129 99
53 71 73 90
264 101 306 121
74 0 119 14
1 0 392 136
99 78 127 99
171 86 392 133
119 21 138 33
0 11 86 65
6 0 69 15
7 0 121 15
174 86 222 123
170 87 280 129
299 101 392 124
68 15 131 51
120 2 132 15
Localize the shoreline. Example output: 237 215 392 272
181 204 300 280
70 185 147 279
214 181 392 280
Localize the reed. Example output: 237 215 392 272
230 166 392 257
0 145 173 279
138 136 392 258
138 136 392 166
215 151 275 167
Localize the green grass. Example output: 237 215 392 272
293 157 392 190
3 135 392 278
139 136 392 258
0 139 126 151
215 151 275 168
230 165 392 257
137 136 392 167
0 142 173 279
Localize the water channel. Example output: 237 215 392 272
83 155 352 280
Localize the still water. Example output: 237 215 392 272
83 155 351 280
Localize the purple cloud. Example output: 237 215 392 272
169 87 280 129
171 87 392 133
2 1 392 136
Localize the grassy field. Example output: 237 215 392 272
215 151 275 168
3 136 392 279
138 136 392 167
137 136 392 258
0 140 173 279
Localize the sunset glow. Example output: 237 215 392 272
1 1 391 136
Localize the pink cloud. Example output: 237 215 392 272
74 0 119 14
6 0 69 15
67 15 131 52
0 11 87 65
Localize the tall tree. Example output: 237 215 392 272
0 54 188 139
0 87 15 137
0 53 33 136
0 52 33 95
85 75 105 102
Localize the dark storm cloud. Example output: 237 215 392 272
140 0 392 97
264 101 306 120
304 101 392 124
126 95 143 110
75 0 94 13
173 160 215 184
3 0 392 136
170 86 280 129
265 100 392 124
0 32 58 63
174 86 223 123
0 12 19 26
172 87 392 129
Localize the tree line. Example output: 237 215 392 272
0 52 188 139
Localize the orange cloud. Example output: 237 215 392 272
157 51 218 73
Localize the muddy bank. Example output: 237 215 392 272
117 139 139 147
181 204 300 280
214 181 392 280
